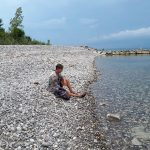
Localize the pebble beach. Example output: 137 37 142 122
0 45 107 150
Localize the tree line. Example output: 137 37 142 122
0 7 50 45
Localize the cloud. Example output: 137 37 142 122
80 18 99 28
26 17 67 29
91 27 150 41
44 17 67 26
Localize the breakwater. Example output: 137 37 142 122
81 46 150 56
102 50 150 56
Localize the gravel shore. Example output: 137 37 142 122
0 45 107 150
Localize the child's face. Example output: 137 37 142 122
56 68 63 74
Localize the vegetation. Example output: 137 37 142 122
0 7 49 45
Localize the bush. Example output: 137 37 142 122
11 28 25 40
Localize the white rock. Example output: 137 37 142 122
20 123 24 126
81 126 85 130
73 137 77 140
99 102 107 106
13 133 19 137
132 138 142 146
107 113 121 121
42 142 50 147
39 130 45 133
10 126 15 131
53 132 59 137
17 146 21 150
38 139 43 143
16 126 22 132
53 144 58 148
30 138 34 142
18 107 23 111
22 125 28 131
76 126 85 130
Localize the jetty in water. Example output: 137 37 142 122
81 46 150 56
103 50 150 56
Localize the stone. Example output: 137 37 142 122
30 139 34 142
77 126 85 130
53 132 60 137
33 82 39 85
81 126 85 130
57 139 61 142
42 142 50 147
22 125 28 131
107 113 121 121
99 103 107 106
10 126 15 132
53 144 58 148
16 126 22 132
131 138 142 146
17 146 22 150
18 107 23 111
73 137 77 140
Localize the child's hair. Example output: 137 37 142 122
56 64 63 70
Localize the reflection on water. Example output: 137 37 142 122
92 55 150 150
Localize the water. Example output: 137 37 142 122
91 55 150 150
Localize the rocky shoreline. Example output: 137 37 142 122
81 46 150 56
0 45 108 150
104 50 150 56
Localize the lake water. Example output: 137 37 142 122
91 55 150 150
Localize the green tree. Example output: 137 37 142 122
11 27 25 43
9 7 24 31
0 18 5 44
0 18 5 32
3 32 15 45
25 36 32 44
0 18 3 28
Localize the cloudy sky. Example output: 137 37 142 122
0 0 150 49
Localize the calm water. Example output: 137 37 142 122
92 55 150 150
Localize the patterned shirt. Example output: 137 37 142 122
48 71 63 92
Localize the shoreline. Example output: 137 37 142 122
87 57 109 149
0 45 105 149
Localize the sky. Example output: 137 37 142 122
0 0 150 49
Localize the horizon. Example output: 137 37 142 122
0 0 150 49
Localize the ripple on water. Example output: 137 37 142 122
91 55 150 149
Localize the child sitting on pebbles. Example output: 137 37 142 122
48 64 86 100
